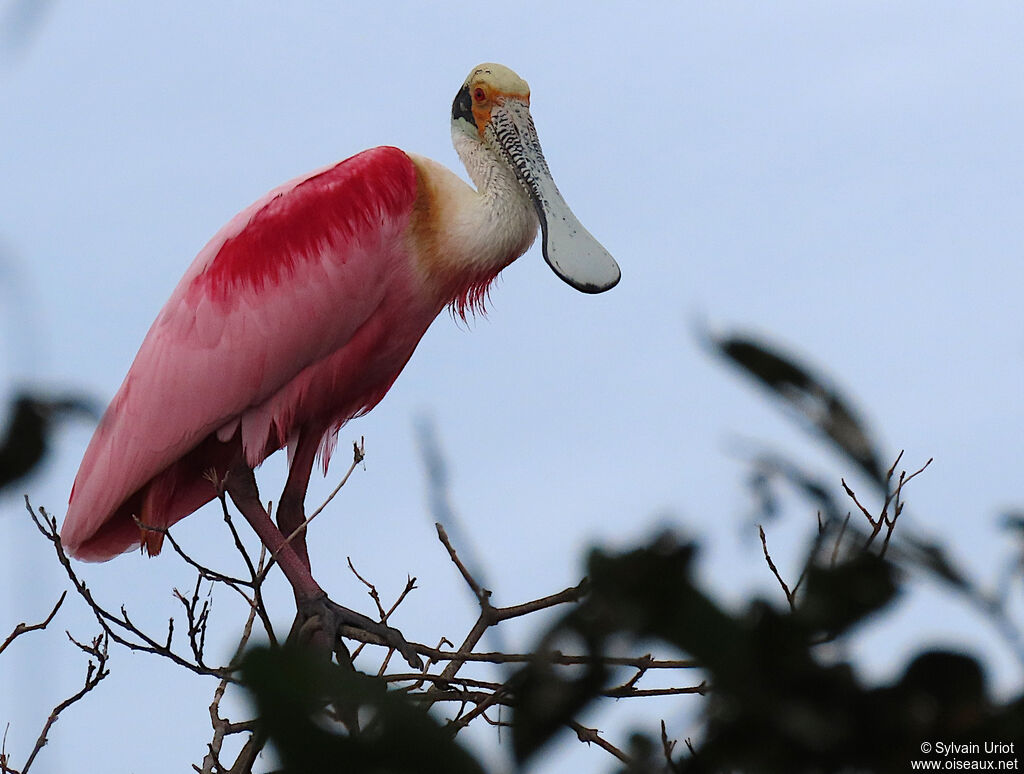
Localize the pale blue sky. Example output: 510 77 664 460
2 3 1023 771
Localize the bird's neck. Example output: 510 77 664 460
451 130 539 267
407 138 538 317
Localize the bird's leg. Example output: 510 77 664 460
224 461 421 668
224 463 324 602
276 430 320 571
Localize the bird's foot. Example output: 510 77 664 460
292 593 422 669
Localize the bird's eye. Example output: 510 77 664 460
473 87 486 102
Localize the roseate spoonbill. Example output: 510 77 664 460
61 63 619 663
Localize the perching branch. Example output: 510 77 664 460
21 456 703 772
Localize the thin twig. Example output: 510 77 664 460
759 525 795 609
347 557 388 620
199 561 264 774
841 479 877 529
435 522 489 604
18 633 110 773
569 721 631 764
446 685 510 734
830 512 852 566
20 487 702 773
136 518 252 590
283 438 365 548
25 499 230 680
661 719 678 770
879 458 933 558
0 592 66 657
602 683 707 699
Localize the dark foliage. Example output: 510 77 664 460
238 527 1023 773
0 391 99 492
11 325 1019 773
707 330 888 490
240 646 485 774
235 329 1023 773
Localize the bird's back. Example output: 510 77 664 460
63 146 423 560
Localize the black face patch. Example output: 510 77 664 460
451 83 474 126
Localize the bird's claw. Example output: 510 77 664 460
294 594 422 669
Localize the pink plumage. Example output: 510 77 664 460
64 147 437 559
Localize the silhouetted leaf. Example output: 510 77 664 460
707 331 887 490
509 654 606 763
744 449 844 525
241 646 485 774
0 390 100 492
899 534 971 590
589 531 1024 774
512 535 709 762
1 0 56 64
1000 511 1024 536
795 552 899 635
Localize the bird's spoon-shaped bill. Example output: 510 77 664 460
490 99 621 294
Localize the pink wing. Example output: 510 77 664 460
63 146 421 560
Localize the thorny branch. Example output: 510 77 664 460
571 720 631 764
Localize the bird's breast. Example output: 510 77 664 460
405 154 538 317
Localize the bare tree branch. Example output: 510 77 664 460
1 632 110 774
18 486 702 772
0 592 65 657
198 549 266 774
759 525 795 610
569 720 631 764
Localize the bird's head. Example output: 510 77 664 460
451 63 620 294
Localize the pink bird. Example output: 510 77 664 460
61 63 619 661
